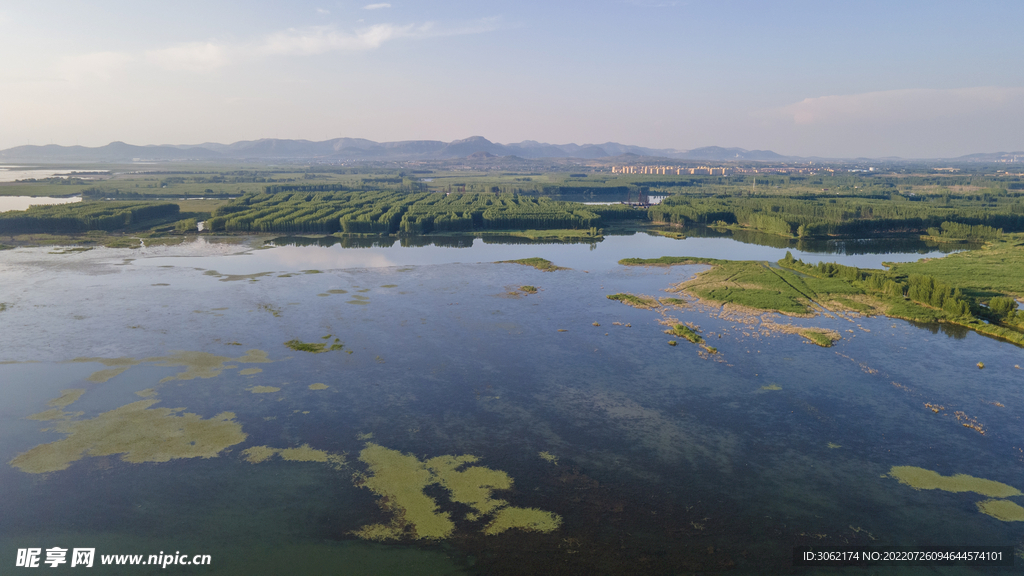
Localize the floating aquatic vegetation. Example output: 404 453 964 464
483 507 562 536
136 388 156 398
496 258 568 272
242 445 345 468
352 443 562 542
888 466 1021 498
284 338 344 353
607 293 658 309
760 384 782 391
72 357 141 383
309 383 329 390
10 400 245 474
247 386 280 394
538 451 558 465
381 284 398 288
326 289 348 294
976 499 1024 521
520 285 538 294
827 443 841 449
146 350 270 383
239 368 263 376
47 389 86 409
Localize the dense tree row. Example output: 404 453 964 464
0 202 179 234
202 191 622 234
925 221 1003 240
650 195 1024 237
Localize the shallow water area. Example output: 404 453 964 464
1 233 1022 574
0 195 81 212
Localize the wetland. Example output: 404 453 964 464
1 229 1023 574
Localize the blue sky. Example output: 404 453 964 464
2 1 1022 157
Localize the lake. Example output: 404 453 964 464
1 231 1020 574
0 196 82 212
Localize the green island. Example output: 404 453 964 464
607 293 659 309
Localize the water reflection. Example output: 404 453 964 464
0 195 81 212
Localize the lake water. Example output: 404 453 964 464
0 196 82 212
1 233 1021 574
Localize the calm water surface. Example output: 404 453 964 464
0 234 1021 575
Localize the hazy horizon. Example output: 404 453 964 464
3 1 1022 158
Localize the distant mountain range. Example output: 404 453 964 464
0 136 792 163
0 136 1019 163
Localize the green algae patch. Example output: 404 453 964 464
352 443 562 542
147 352 241 383
242 445 345 468
483 507 562 536
354 443 456 541
538 451 558 465
607 293 658 309
247 386 280 394
309 383 329 390
519 285 538 294
976 499 1024 522
135 388 157 398
761 384 782 391
10 400 245 474
239 368 263 376
48 389 86 409
496 258 568 272
326 289 348 294
888 466 1022 498
285 337 344 354
134 349 271 383
72 357 141 383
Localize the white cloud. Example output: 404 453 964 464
261 23 419 55
146 42 232 72
364 3 392 9
775 87 1024 126
56 51 136 81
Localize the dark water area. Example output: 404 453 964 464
0 235 1021 574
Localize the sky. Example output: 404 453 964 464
1 0 1022 158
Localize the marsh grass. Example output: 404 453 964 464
520 285 538 294
497 257 568 271
284 337 344 353
666 324 703 344
607 293 658 309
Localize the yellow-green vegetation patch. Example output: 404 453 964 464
9 400 245 474
976 499 1024 522
380 284 398 288
352 443 562 541
239 368 263 376
538 451 558 465
145 350 269 383
483 507 562 536
888 466 1022 498
666 324 703 344
496 258 567 272
660 297 688 308
47 389 86 409
607 293 659 309
258 303 282 317
761 384 782 391
326 289 348 294
284 337 344 353
519 285 538 294
135 388 157 398
827 442 842 449
652 230 687 239
247 386 281 394
72 357 141 383
309 383 329 390
242 445 345 468
800 330 839 347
